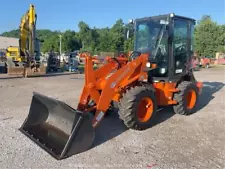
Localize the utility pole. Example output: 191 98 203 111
59 34 62 56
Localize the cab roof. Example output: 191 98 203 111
135 13 195 23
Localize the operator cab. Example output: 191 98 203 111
131 13 195 82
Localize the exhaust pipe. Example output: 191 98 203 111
19 92 95 160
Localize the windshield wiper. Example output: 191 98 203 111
153 18 169 57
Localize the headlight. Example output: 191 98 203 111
146 62 151 68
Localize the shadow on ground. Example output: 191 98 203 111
91 106 174 148
196 81 225 111
92 111 127 147
90 81 225 148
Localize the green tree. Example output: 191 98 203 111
61 30 81 52
41 33 60 52
95 28 112 52
110 19 125 52
77 21 92 50
1 29 20 38
216 25 225 53
194 15 223 57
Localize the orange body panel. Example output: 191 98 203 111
153 81 203 106
153 82 179 106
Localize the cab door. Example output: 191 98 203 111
172 18 190 75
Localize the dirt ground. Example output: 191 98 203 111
0 66 224 169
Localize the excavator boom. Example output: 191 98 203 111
5 4 46 76
19 4 36 60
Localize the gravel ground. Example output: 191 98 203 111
0 67 224 169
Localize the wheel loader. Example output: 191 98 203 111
19 13 203 160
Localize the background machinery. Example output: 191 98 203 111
47 51 61 72
3 4 46 77
0 46 21 73
5 46 21 63
19 13 203 160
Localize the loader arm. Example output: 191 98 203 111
77 53 149 127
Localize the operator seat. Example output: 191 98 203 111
175 46 186 69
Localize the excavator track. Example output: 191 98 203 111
3 58 47 76
7 66 47 76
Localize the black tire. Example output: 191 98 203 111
173 81 199 115
118 83 157 130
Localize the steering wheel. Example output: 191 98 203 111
175 44 186 55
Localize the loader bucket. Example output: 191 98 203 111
19 92 95 160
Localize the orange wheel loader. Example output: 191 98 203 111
19 13 203 160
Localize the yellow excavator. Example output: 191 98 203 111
4 4 46 77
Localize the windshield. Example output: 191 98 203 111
134 17 169 60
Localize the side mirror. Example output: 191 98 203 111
125 19 134 40
126 29 130 40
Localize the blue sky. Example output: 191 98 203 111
0 0 224 33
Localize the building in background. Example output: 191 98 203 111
0 36 19 52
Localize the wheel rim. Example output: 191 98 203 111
186 89 197 109
137 97 153 122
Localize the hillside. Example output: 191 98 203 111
1 16 225 56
